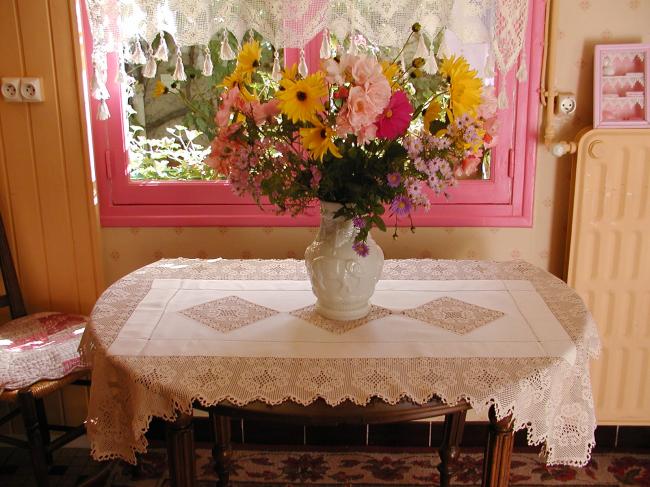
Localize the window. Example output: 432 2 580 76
82 0 544 227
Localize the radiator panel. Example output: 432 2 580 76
567 129 650 425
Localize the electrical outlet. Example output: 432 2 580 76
1 78 22 102
20 78 44 102
556 92 577 115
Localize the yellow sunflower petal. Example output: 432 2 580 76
440 55 483 117
299 122 341 161
236 40 261 77
276 73 327 123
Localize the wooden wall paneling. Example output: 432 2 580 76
0 0 52 314
16 0 80 313
50 0 103 312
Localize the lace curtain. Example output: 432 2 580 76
85 0 530 119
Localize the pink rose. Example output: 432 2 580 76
347 86 380 132
351 55 383 85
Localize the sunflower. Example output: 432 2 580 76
236 40 262 79
300 121 342 161
439 56 482 118
381 60 401 88
422 99 443 132
221 69 246 90
153 80 168 97
276 73 327 123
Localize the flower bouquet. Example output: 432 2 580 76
201 26 498 319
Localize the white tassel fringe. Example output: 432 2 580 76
414 32 429 60
320 30 332 59
348 34 358 55
484 54 496 78
220 31 236 61
425 53 438 74
98 99 110 120
271 51 282 81
143 48 157 78
298 48 309 77
154 32 168 61
516 52 528 82
131 39 147 64
202 46 213 76
173 49 187 81
497 87 509 110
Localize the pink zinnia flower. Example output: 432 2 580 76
387 172 402 188
352 241 370 257
376 91 413 139
390 195 412 217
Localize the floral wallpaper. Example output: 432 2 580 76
101 0 650 286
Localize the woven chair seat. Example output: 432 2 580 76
0 312 89 399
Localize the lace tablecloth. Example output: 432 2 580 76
82 259 600 466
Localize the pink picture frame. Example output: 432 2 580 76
594 43 650 128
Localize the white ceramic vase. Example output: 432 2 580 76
304 201 384 321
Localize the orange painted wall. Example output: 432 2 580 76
0 0 104 426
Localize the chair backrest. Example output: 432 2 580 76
0 213 26 319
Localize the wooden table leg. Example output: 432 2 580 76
210 411 232 487
438 409 467 487
481 406 514 487
166 413 196 487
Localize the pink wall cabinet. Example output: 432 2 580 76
594 43 650 128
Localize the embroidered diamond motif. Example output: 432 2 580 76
290 305 392 334
401 297 504 335
179 296 279 333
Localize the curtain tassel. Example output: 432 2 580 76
142 47 157 78
516 52 528 82
115 52 128 84
173 49 187 81
154 32 168 61
484 54 496 78
91 65 108 100
220 31 236 61
271 50 282 81
414 32 429 61
497 86 509 110
437 30 451 59
298 48 309 77
320 29 332 59
425 53 438 74
131 38 147 65
98 99 110 120
348 34 358 55
202 46 213 76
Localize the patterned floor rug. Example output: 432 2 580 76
0 447 648 486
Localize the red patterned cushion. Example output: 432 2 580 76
0 312 88 391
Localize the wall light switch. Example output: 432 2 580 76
1 78 22 102
20 78 44 102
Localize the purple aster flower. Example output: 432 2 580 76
352 241 370 257
352 216 366 229
390 195 412 217
386 172 402 188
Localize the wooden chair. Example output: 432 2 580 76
0 213 90 487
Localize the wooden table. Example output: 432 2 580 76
165 398 517 487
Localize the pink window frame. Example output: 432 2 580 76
82 0 544 227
